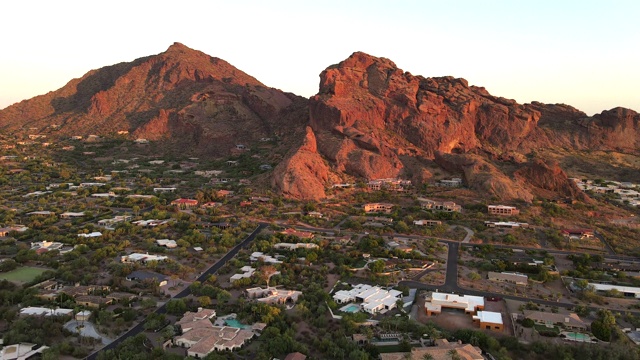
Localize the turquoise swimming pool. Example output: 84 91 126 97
225 319 251 329
564 332 591 342
340 304 361 313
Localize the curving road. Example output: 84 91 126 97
85 222 268 360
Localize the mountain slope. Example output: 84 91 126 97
0 42 308 155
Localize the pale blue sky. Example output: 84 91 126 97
1 0 638 115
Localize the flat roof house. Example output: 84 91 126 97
424 292 484 316
473 311 504 331
487 205 520 216
362 203 395 214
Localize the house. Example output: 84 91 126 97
424 292 484 316
488 271 528 286
306 211 323 218
0 225 28 237
121 253 168 264
59 211 86 219
174 308 254 356
78 231 102 238
419 198 462 212
472 311 504 331
487 205 520 216
19 307 73 317
284 352 307 360
230 266 255 282
362 203 394 214
561 229 594 240
126 270 168 287
484 221 529 228
30 240 64 253
74 295 113 308
280 228 314 239
273 243 319 251
259 164 272 171
523 311 587 331
75 310 92 321
379 339 483 360
153 187 177 193
98 215 131 228
439 178 463 187
588 283 640 298
249 252 282 264
171 198 199 208
26 211 55 216
227 160 239 166
156 239 178 248
245 287 302 305
216 190 234 198
332 284 402 314
90 192 117 198
134 138 149 144
0 343 49 360
413 220 442 226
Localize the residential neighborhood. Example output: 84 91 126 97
0 133 639 360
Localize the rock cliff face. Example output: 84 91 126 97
274 51 639 200
0 42 307 155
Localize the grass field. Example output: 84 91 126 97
0 266 48 284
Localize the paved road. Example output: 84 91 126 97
85 222 268 360
65 320 112 345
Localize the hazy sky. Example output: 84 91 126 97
1 0 638 115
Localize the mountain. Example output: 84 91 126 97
272 52 640 200
1 46 638 201
0 42 308 155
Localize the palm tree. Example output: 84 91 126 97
447 349 461 360
422 354 435 360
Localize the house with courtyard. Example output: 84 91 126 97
333 284 403 314
174 308 254 357
121 253 168 264
424 292 484 315
245 287 302 305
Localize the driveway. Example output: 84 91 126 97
64 320 113 345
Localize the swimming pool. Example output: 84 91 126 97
225 319 251 329
564 332 591 342
340 304 361 313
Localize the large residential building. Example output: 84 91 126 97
174 308 254 356
487 205 520 216
333 284 403 315
245 287 302 305
488 271 528 286
424 292 484 315
419 198 461 213
362 203 395 214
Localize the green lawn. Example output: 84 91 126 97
0 266 48 284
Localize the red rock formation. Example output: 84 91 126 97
0 42 307 156
271 126 331 200
434 152 533 202
514 159 592 202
